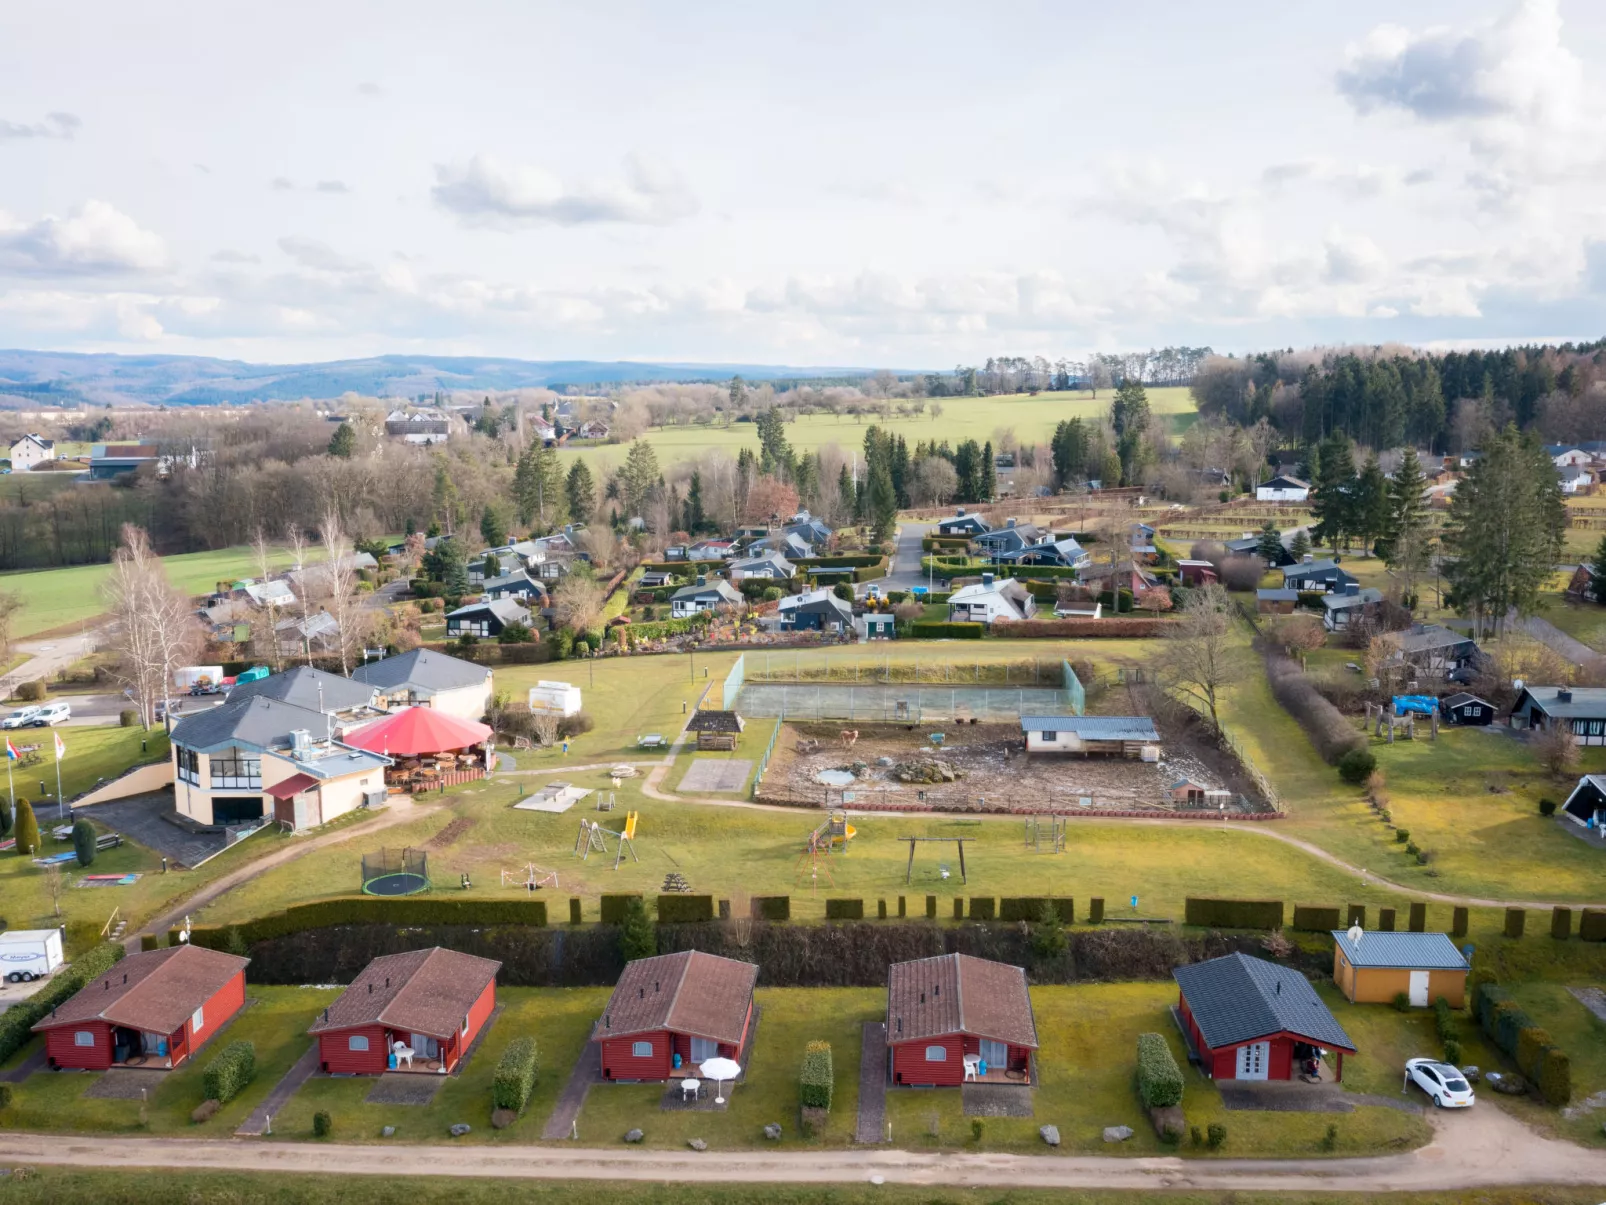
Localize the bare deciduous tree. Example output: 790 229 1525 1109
553 574 605 634
909 457 959 507
103 524 201 728
319 508 366 676
1163 583 1243 733
1533 724 1580 779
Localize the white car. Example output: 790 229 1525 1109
28 702 71 727
1 706 40 729
1405 1058 1475 1108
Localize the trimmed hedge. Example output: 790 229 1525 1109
1291 906 1341 932
202 1040 256 1105
1476 982 1572 1105
1089 898 1104 924
800 1040 833 1111
1346 904 1365 928
1136 1032 1184 1108
1551 907 1572 940
0 942 125 1065
1505 908 1525 938
1408 903 1426 933
1184 898 1285 930
600 895 643 925
492 1036 539 1113
1378 908 1396 932
182 898 548 950
657 895 714 924
969 898 996 922
909 621 984 639
752 896 791 922
1006 618 1178 639
999 898 1075 924
1452 907 1468 938
1581 909 1606 942
825 898 865 921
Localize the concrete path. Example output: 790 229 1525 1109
881 521 936 593
236 1044 319 1136
540 1040 600 1140
2 1100 1604 1190
1508 611 1605 666
854 1022 887 1144
0 1047 46 1083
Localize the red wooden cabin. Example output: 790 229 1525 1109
886 953 1038 1087
1174 952 1356 1082
32 944 249 1072
308 947 501 1075
594 950 758 1081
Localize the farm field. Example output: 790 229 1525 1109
557 388 1196 475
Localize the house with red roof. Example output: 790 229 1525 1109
308 947 501 1074
593 951 758 1081
32 944 249 1071
885 953 1038 1087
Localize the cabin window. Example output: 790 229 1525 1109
1572 720 1590 736
348 1035 369 1052
1591 721 1604 737
462 1015 470 1036
1040 731 1057 742
632 1040 654 1058
191 1005 205 1032
74 1031 96 1047
1467 707 1481 717
924 1045 947 1062
690 1036 719 1062
176 747 200 785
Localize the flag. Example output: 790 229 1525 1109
53 731 65 762
4 737 15 761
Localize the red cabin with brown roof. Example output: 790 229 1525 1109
886 953 1038 1087
32 944 249 1072
308 948 501 1075
594 951 758 1081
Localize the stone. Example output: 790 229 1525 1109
687 1138 708 1151
381 1126 396 1138
869 1175 885 1186
893 759 962 785
876 757 894 767
491 1108 517 1130
763 1123 783 1140
1491 1073 1528 1096
624 1129 645 1144
1460 1066 1480 1082
1149 1105 1186 1142
1102 1125 1134 1143
1039 1125 1060 1146
449 1123 472 1137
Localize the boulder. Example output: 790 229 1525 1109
491 1108 517 1130
624 1129 645 1144
1102 1125 1134 1143
687 1138 708 1151
763 1123 783 1140
893 759 962 784
381 1126 396 1138
1489 1073 1528 1096
449 1123 472 1137
1039 1125 1060 1147
876 757 894 767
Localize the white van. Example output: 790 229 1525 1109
29 702 70 727
1 705 40 729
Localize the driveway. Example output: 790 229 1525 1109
880 521 936 594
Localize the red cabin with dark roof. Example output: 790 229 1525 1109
886 953 1038 1087
308 947 501 1075
594 951 758 1081
32 944 249 1072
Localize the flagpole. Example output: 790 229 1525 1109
54 732 65 822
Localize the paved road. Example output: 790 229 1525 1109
0 1098 1600 1191
1 628 100 695
878 521 936 594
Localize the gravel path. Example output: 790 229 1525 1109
855 1022 887 1144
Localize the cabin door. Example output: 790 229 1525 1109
1235 1041 1269 1080
411 1033 440 1060
690 1037 719 1064
1409 971 1430 1007
978 1040 1008 1070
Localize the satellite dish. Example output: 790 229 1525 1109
1347 924 1364 945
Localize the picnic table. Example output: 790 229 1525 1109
637 734 665 749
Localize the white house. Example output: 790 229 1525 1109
1018 715 1161 758
947 574 1035 624
8 434 55 471
1558 464 1595 496
1255 475 1310 502
1545 444 1593 468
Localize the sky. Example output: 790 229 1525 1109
1 0 1604 368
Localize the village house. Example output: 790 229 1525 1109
728 551 796 581
1331 930 1470 1008
308 948 501 1075
32 944 250 1072
784 514 833 547
8 433 54 471
88 442 159 479
384 410 450 445
350 648 493 721
1018 715 1160 757
1282 559 1357 593
1440 692 1494 726
1561 774 1606 831
1255 474 1310 502
947 574 1035 624
446 597 531 638
1176 559 1219 587
1256 587 1299 614
974 519 1050 558
1557 464 1596 496
999 536 1089 570
1321 585 1384 632
936 508 990 538
1226 535 1295 568
1510 685 1606 746
670 577 744 618
593 951 758 1081
481 569 547 603
1383 624 1481 680
885 953 1038 1087
274 610 341 655
776 588 853 632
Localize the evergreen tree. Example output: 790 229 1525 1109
480 504 507 548
438 538 470 598
617 895 657 961
755 407 794 477
1255 520 1283 564
1112 379 1152 484
1352 453 1390 555
980 441 997 500
431 460 460 534
533 446 567 529
513 445 538 525
1050 418 1088 489
565 460 595 523
12 798 38 856
684 470 706 533
1308 432 1356 549
327 421 356 459
1376 447 1427 565
1288 529 1311 562
619 440 661 517
867 463 898 542
837 463 855 521
728 375 748 411
734 448 756 519
71 819 96 867
482 552 501 580
890 436 910 507
1590 534 1606 604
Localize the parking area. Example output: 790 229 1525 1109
81 790 229 868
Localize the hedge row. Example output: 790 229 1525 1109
614 613 714 643
800 1040 833 1111
600 895 643 925
1136 1032 1184 1108
181 898 549 950
1291 906 1342 932
1184 898 1285 930
1475 982 1570 1105
1265 651 1364 764
657 895 714 924
969 898 995 921
202 1040 256 1105
0 942 125 1065
1005 618 1177 638
1582 909 1606 942
909 622 984 639
921 536 973 552
825 899 865 921
999 898 1075 924
752 896 791 922
492 1036 539 1112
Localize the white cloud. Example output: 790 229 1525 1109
0 112 80 142
356 82 383 97
431 153 697 227
0 201 167 276
276 236 366 274
314 180 349 194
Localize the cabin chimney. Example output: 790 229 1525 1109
982 572 995 586
1345 582 1359 596
1558 688 1573 703
1006 517 1017 528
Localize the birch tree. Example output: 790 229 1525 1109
319 508 365 676
103 524 201 728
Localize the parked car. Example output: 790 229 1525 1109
29 702 71 727
1 706 40 729
1404 1058 1475 1108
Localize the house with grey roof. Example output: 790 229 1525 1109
947 575 1035 624
482 569 547 603
446 597 531 638
728 551 796 581
351 648 492 722
998 535 1089 570
669 578 744 618
776 588 852 632
1018 715 1160 757
229 664 376 714
1282 559 1357 592
1175 952 1356 1082
974 519 1049 557
1320 585 1383 631
1511 685 1606 746
936 508 990 538
1383 624 1480 678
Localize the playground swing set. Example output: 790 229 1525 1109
575 811 640 868
502 863 560 892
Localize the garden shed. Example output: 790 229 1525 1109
685 709 745 751
1330 929 1469 1008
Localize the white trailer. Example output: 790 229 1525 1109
0 928 64 983
528 680 583 717
175 665 226 694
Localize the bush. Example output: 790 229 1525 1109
970 1118 985 1143
909 621 984 640
1537 1046 1572 1106
1336 747 1376 784
1190 1125 1202 1147
832 583 854 602
1206 1123 1226 1148
1089 898 1104 924
1538 797 1558 816
656 895 714 924
183 898 549 950
12 799 38 856
1392 991 1411 1012
119 708 138 727
999 898 1074 924
799 1041 833 1111
313 1111 332 1138
1505 908 1526 939
762 587 783 603
1443 1037 1462 1065
202 1041 256 1105
825 898 864 921
1581 909 1606 942
492 1036 539 1113
1184 898 1285 930
1378 908 1396 931
1452 906 1469 937
16 680 45 703
968 898 995 921
1405 842 1420 858
1552 907 1572 940
752 896 790 922
0 1084 11 1109
558 712 595 739
1409 903 1426 932
1135 1032 1184 1108
600 895 644 925
1291 906 1341 932
140 933 160 952
1264 653 1363 763
1346 904 1365 928
71 819 97 867
1395 829 1410 843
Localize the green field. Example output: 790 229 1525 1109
560 387 1196 474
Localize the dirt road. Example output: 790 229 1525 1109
0 1105 1600 1191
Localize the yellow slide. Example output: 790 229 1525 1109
843 823 857 841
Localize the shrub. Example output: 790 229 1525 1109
1392 991 1411 1012
1029 900 1068 960
16 680 45 703
909 621 984 640
1184 898 1285 930
970 1118 985 1142
752 896 790 921
1265 653 1363 763
1337 748 1377 785
140 934 160 952
1346 904 1365 928
799 1041 833 1111
1089 898 1104 924
1378 908 1396 931
556 712 596 741
202 1041 256 1104
832 583 854 602
1395 828 1410 843
1581 909 1606 942
1190 1125 1202 1147
1405 842 1420 858
1452 906 1469 937
119 708 138 727
1537 1046 1572 1106
12 799 38 856
1291 906 1341 932
1538 797 1557 816
71 820 97 867
1552 907 1572 940
313 1111 332 1138
968 898 995 921
1000 897 1074 924
1433 997 1456 1042
656 895 714 924
825 898 864 921
1516 1026 1552 1078
617 896 657 961
762 587 783 602
492 1036 539 1113
1505 908 1526 939
1135 1032 1184 1108
1408 903 1426 932
1417 849 1433 865
1206 1123 1226 1148
1443 1037 1462 1065
600 894 644 925
0 1084 11 1109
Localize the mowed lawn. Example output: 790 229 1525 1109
558 388 1196 475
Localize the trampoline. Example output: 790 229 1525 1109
362 847 430 896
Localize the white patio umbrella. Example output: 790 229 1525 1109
699 1056 742 1104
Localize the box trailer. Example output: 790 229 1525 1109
0 928 64 983
528 680 583 717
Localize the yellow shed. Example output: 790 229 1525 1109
1331 929 1469 1008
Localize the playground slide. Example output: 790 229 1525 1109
844 823 857 841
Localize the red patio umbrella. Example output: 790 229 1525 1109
344 707 493 757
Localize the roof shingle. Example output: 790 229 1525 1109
33 945 249 1035
307 948 502 1038
886 954 1038 1049
596 951 757 1044
1174 952 1354 1052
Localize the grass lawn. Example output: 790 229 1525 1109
1494 981 1606 1146
1536 592 1606 653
